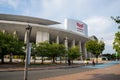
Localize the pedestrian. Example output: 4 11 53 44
68 58 71 66
92 59 95 66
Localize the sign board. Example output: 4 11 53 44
28 43 32 64
64 19 88 36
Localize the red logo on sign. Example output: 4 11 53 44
76 22 84 30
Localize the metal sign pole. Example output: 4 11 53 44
24 25 32 80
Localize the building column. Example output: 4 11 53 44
13 31 17 38
83 43 88 59
64 37 68 63
64 37 68 51
36 31 49 44
13 31 16 35
56 35 59 44
24 31 27 43
2 30 5 34
79 41 83 61
72 39 75 47
43 32 49 42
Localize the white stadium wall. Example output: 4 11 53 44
36 31 49 43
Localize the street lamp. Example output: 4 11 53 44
24 25 32 80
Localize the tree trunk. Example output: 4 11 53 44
33 55 36 64
1 53 4 64
9 53 13 63
60 57 62 63
71 59 73 64
52 57 55 63
65 56 67 64
96 56 98 64
41 57 44 64
22 55 25 63
34 57 36 64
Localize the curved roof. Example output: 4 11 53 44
0 14 60 25
0 14 90 43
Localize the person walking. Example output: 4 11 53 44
92 59 95 66
68 58 71 66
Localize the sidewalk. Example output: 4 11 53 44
0 63 84 72
41 64 120 80
0 61 108 72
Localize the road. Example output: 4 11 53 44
0 67 94 80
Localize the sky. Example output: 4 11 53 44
0 0 120 54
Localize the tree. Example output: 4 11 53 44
31 43 37 64
111 16 120 60
86 39 105 63
111 16 120 28
33 42 66 64
57 44 66 63
111 16 120 23
7 34 25 63
0 32 15 63
68 46 80 63
0 31 25 63
48 43 66 63
0 31 7 63
36 42 49 64
113 31 120 60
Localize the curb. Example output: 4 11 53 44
0 65 81 72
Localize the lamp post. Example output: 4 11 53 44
24 25 32 80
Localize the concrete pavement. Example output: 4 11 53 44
0 61 120 80
41 64 120 80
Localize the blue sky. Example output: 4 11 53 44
0 0 120 53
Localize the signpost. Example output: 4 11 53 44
24 25 32 80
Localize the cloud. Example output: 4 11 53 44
0 0 20 9
84 16 116 37
22 0 98 21
104 39 115 53
15 0 120 22
84 16 118 53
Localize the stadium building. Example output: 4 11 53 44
0 14 91 59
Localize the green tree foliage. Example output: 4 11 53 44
0 31 7 63
48 43 66 63
8 34 25 63
33 42 66 64
102 53 118 60
31 43 37 64
113 31 120 59
111 16 120 28
68 46 80 63
86 39 105 63
111 16 120 23
36 42 50 64
111 16 120 60
0 31 25 63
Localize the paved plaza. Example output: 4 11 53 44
41 63 120 80
0 61 120 80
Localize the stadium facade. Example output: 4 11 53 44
0 14 91 59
